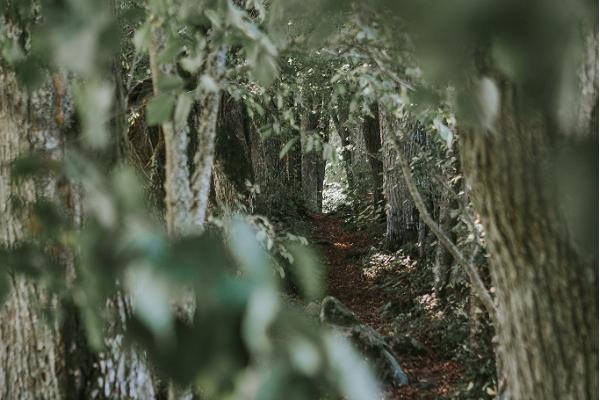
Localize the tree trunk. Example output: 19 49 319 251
460 73 598 399
0 66 159 400
190 47 226 228
331 105 356 195
212 93 253 211
379 110 423 249
301 104 324 212
433 147 460 300
249 116 294 215
361 103 384 218
0 68 70 400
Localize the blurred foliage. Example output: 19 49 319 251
2 149 380 398
0 0 596 397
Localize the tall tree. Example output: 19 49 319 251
331 102 356 195
212 93 254 211
361 103 384 218
0 67 71 400
379 110 422 249
301 100 325 212
459 76 598 399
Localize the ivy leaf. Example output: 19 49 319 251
146 93 176 126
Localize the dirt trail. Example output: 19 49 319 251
310 212 386 329
309 212 463 400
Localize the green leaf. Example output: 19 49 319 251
133 22 151 52
148 0 167 15
11 155 62 179
74 81 113 149
242 286 280 353
146 93 176 126
180 49 205 73
228 216 270 281
324 332 382 400
157 74 184 92
477 77 500 131
125 264 174 343
157 36 184 64
200 74 219 93
288 336 321 376
251 47 279 87
433 118 453 148
279 136 298 159
174 93 193 131
285 243 323 300
15 57 45 90
1 39 25 64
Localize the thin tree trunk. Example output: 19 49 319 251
379 110 421 249
301 101 324 212
361 103 384 218
190 47 227 228
148 35 193 235
331 105 356 194
212 93 253 211
249 113 292 214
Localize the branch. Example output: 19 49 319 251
390 127 498 325
149 23 193 235
190 45 227 229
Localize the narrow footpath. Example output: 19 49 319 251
309 212 463 400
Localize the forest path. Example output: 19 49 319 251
309 212 386 329
309 212 464 400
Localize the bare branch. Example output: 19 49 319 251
390 124 498 325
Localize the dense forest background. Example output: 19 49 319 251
0 0 597 399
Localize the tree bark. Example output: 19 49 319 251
249 114 294 214
0 68 70 400
212 93 253 211
190 47 227 228
461 96 598 399
331 104 356 194
460 59 598 398
361 103 384 218
0 64 159 400
379 110 423 249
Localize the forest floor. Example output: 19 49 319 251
309 212 465 400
